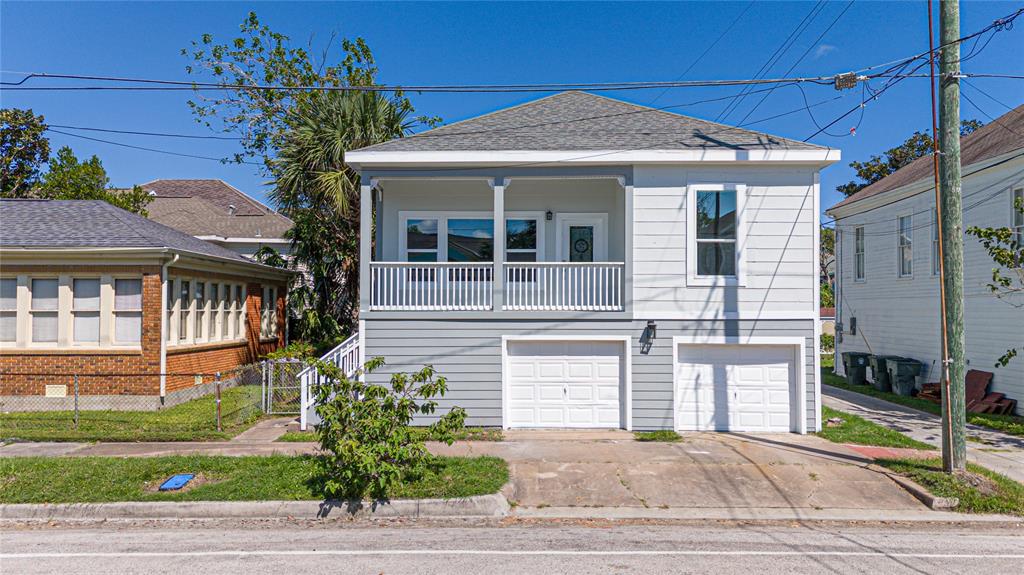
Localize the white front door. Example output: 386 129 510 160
556 214 608 262
507 340 623 428
675 344 795 432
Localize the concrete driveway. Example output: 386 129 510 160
431 431 924 513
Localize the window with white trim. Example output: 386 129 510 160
0 278 16 343
406 218 439 262
178 279 191 342
209 283 219 341
218 283 229 340
932 208 940 276
1014 186 1023 250
506 218 540 262
166 278 175 343
898 215 913 277
854 226 865 281
194 281 205 342
30 278 58 343
72 278 101 344
235 285 245 339
260 286 278 338
114 278 142 344
695 189 738 276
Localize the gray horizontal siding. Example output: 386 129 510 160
364 318 817 431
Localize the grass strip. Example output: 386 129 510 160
875 457 1024 516
634 430 682 442
822 368 1024 438
815 405 933 450
1 386 263 442
0 454 508 503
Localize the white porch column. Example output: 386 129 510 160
492 177 505 312
620 175 634 315
359 179 374 314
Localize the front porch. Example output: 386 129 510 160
359 173 632 314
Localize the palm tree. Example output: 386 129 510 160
269 90 419 347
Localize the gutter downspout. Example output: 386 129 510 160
160 253 179 403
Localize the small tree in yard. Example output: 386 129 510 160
966 195 1023 366
310 357 466 500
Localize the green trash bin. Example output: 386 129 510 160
869 355 905 393
887 358 923 396
842 352 870 386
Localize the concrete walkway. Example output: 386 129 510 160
823 385 1024 483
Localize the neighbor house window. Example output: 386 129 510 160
72 278 101 344
194 281 205 341
209 283 219 341
854 226 865 281
0 278 16 343
179 280 191 342
30 278 58 343
932 208 940 276
114 278 142 344
695 190 737 276
166 278 176 343
219 284 229 340
261 286 278 338
235 285 245 338
898 215 913 277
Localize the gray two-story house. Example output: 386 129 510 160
310 91 839 433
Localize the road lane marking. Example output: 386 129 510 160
5 550 1024 559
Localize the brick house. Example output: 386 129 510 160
0 199 292 410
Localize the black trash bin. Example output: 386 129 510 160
869 355 905 392
842 352 870 386
887 358 923 396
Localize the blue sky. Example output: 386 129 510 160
2 1 1022 215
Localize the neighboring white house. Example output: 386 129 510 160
336 91 838 433
827 104 1024 412
142 179 293 260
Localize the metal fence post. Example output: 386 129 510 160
261 360 268 413
215 373 222 432
73 374 79 431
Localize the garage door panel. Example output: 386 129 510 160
538 385 563 401
567 363 593 379
510 386 535 401
508 362 535 378
676 344 794 433
538 362 565 378
567 386 593 401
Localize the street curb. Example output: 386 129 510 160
866 464 960 510
510 505 1018 523
0 492 510 520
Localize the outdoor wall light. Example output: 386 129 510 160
646 320 657 340
545 210 553 221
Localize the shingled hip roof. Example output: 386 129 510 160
351 91 826 153
0 199 280 268
141 179 293 239
828 104 1024 213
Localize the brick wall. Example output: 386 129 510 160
0 266 287 398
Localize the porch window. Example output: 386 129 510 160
898 215 913 277
695 190 737 276
114 278 142 344
72 278 101 344
1 278 17 343
447 219 493 262
406 218 439 262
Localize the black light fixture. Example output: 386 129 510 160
646 320 657 340
545 210 553 221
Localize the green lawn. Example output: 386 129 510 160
0 455 509 503
277 426 505 443
822 368 1024 438
815 406 933 450
875 457 1024 516
0 386 264 442
634 430 683 442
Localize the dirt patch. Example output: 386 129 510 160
143 473 218 494
954 470 1001 497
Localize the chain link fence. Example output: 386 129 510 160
0 359 302 442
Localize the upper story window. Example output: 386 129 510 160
695 190 737 276
401 213 543 264
30 278 58 343
0 278 16 343
406 218 439 262
114 278 142 344
447 219 493 262
1013 186 1023 248
507 219 539 262
898 215 913 277
854 226 866 281
72 278 101 344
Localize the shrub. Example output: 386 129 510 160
265 341 315 361
310 356 466 499
820 333 835 352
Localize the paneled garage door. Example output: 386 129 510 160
506 340 623 428
675 344 795 432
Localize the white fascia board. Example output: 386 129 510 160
826 148 1024 220
346 148 841 169
195 236 291 244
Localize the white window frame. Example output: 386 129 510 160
897 214 913 278
71 277 101 346
0 276 19 347
686 183 747 287
28 276 60 346
854 226 866 282
236 284 246 340
400 211 522 263
504 212 546 263
261 285 278 339
1013 185 1024 250
112 276 143 345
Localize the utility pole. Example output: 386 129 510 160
938 0 967 472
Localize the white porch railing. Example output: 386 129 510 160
370 262 494 311
504 262 625 311
299 332 361 431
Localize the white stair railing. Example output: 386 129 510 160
299 332 361 430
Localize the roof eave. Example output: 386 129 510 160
0 246 294 278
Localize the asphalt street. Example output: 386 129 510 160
3 519 1022 574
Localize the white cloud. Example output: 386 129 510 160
814 44 838 59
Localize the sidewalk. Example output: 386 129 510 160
823 385 1024 484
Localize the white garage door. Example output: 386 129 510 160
507 340 623 428
676 344 795 432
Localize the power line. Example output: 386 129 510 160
49 124 243 140
45 128 262 165
648 1 755 105
960 87 1024 138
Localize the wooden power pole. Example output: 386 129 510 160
938 0 967 472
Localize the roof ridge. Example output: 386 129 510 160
96 201 163 246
